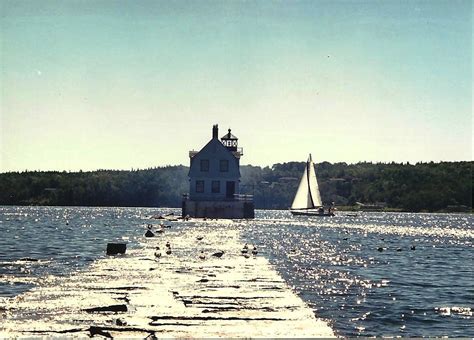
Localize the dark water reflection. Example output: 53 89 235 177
0 206 174 297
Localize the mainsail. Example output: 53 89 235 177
290 154 322 210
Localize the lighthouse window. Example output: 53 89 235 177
200 159 209 172
195 180 204 193
220 160 229 172
211 180 220 193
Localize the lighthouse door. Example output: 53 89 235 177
226 181 235 199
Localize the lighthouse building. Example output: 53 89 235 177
182 124 254 219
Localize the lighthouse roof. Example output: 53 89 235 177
221 128 238 140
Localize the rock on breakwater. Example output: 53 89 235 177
0 219 334 337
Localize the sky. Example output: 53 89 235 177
0 0 472 172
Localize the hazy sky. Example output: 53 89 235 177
1 0 472 172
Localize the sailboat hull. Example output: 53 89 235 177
290 209 334 217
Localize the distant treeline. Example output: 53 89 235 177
0 161 472 212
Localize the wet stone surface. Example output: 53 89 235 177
0 219 334 337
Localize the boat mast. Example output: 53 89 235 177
306 154 315 209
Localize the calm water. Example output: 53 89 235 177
0 206 472 337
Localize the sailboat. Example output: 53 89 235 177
290 154 334 217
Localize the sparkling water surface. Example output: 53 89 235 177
0 206 472 337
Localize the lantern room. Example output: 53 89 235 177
221 129 238 152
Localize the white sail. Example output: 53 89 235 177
307 156 322 207
291 154 322 210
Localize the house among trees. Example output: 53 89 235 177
182 124 255 219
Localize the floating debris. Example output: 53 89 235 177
83 304 128 313
212 251 225 258
18 257 39 262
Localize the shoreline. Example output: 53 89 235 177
0 204 472 214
